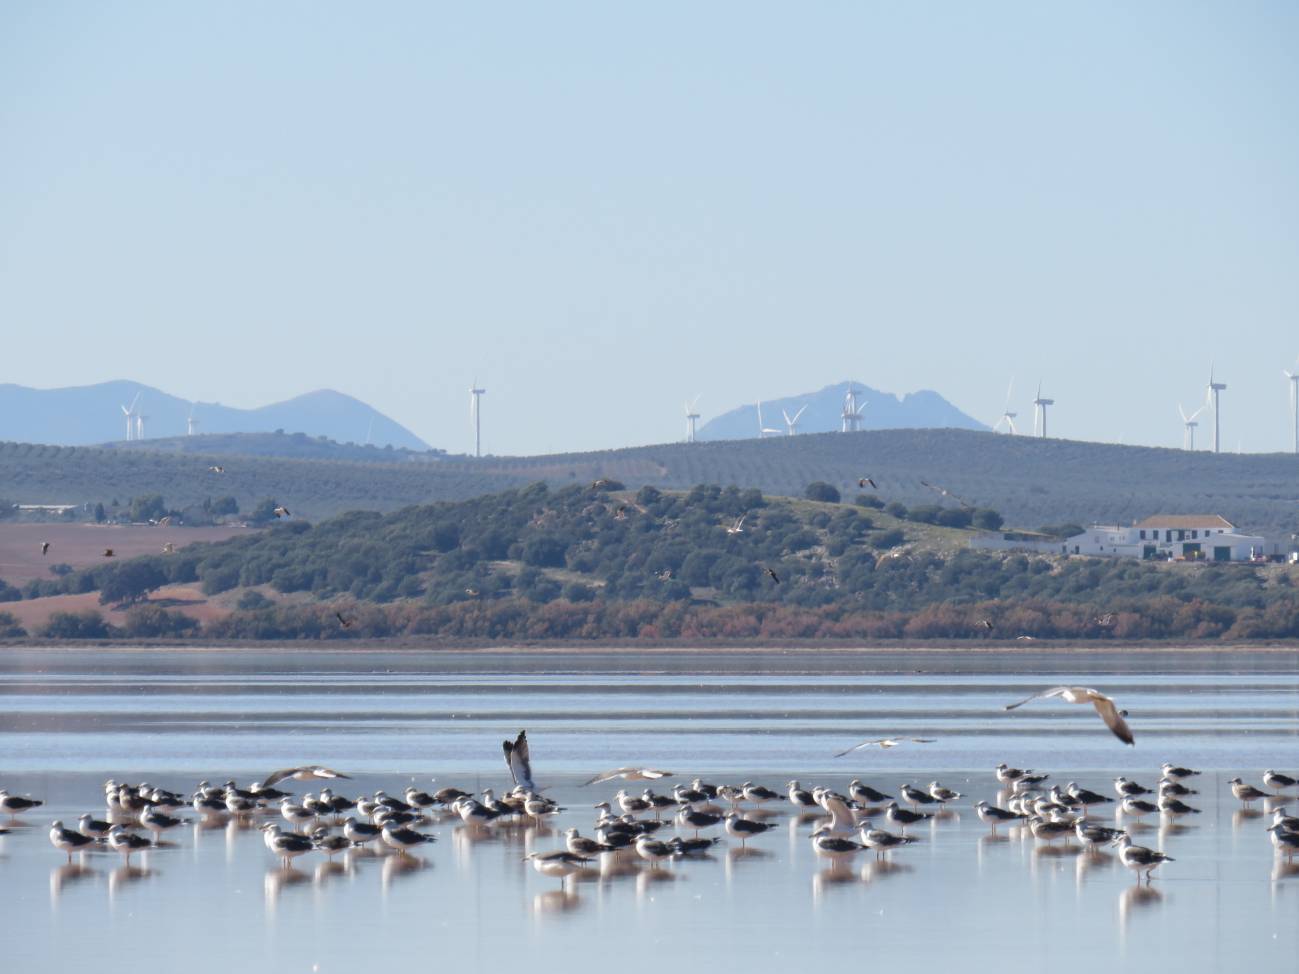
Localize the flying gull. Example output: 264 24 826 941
580 767 673 787
1003 686 1135 745
833 738 936 758
261 766 352 788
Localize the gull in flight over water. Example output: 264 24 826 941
503 730 536 791
260 766 352 788
1003 686 1135 745
833 738 936 758
580 767 674 787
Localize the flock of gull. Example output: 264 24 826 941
4 722 1299 899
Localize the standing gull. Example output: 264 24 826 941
1263 770 1297 794
1003 686 1135 745
1115 834 1173 883
724 812 778 847
0 790 44 820
49 821 96 861
1229 778 1271 806
526 850 592 884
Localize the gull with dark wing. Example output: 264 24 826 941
833 737 936 758
1267 825 1299 863
1115 834 1173 883
1160 763 1201 781
261 766 352 788
974 800 1025 833
1263 770 1297 793
107 825 152 864
724 812 779 847
1114 776 1153 799
580 767 673 787
503 730 536 791
860 826 919 859
0 790 44 820
49 821 96 861
1003 686 1134 745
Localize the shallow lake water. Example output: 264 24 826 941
1 646 1296 971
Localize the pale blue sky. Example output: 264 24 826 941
2 2 1296 455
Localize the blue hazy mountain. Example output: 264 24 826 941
696 380 988 440
0 381 431 450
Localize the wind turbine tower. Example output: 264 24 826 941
1032 382 1054 438
782 404 808 436
684 395 701 444
840 386 866 433
1207 367 1227 454
186 405 199 436
1178 402 1204 451
119 391 141 441
470 382 486 458
1285 363 1299 455
135 413 148 440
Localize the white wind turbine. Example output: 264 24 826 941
470 381 486 458
186 404 199 436
119 392 141 441
1178 402 1205 451
135 411 148 440
993 379 1017 434
840 386 866 432
1284 361 1299 455
1032 381 1054 438
781 404 807 436
684 395 701 444
1207 365 1227 454
756 402 782 438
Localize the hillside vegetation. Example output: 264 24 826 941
5 429 1299 534
6 482 1299 643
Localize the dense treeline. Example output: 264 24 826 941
4 481 1299 642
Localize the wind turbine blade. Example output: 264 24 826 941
1178 403 1188 423
1003 378 1014 411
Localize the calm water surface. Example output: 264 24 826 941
1 646 1296 971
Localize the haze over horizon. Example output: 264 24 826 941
3 2 1296 456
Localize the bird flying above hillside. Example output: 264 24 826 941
40 541 49 556
103 549 114 558
273 506 291 518
764 567 781 584
858 478 877 489
335 612 354 629
208 465 225 473
1003 686 1135 745
919 480 973 509
726 515 745 535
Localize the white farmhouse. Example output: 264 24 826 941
975 514 1279 562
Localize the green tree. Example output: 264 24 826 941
94 502 106 523
972 509 1004 530
38 610 111 639
123 605 199 638
0 610 25 637
804 482 841 503
130 494 167 522
211 496 239 516
249 498 281 524
99 561 168 606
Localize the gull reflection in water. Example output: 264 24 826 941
811 864 865 901
532 888 582 915
263 865 309 913
50 862 96 903
1233 808 1263 831
109 865 157 900
314 859 346 887
635 865 677 902
724 844 772 882
382 852 428 893
1118 882 1165 940
862 858 911 883
1075 849 1115 889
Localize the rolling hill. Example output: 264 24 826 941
3 429 1299 536
0 381 431 450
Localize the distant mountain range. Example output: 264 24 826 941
697 380 986 440
0 381 431 450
